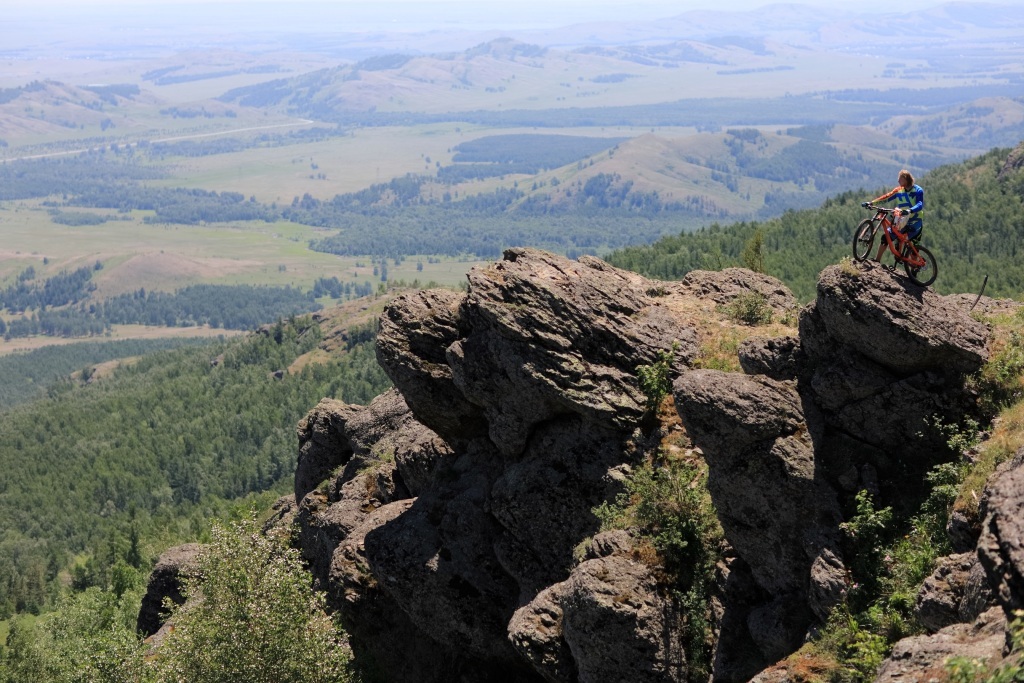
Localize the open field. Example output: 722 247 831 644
160 123 688 201
0 201 483 338
0 204 480 291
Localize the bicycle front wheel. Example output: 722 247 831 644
852 219 877 261
904 245 937 287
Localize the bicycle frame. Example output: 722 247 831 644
867 205 926 269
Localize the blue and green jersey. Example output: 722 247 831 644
873 183 924 238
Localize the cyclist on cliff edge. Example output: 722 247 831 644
866 169 924 262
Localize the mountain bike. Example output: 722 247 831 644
852 202 938 287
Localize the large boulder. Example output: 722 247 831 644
509 532 687 683
798 264 989 501
445 248 699 456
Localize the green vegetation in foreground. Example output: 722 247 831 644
0 337 220 410
607 146 1024 301
0 514 357 683
151 515 355 683
0 313 390 619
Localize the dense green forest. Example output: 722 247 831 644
0 337 220 410
1 279 321 340
0 265 98 313
607 146 1024 301
437 134 628 182
304 205 694 260
0 315 390 617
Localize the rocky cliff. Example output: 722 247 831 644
141 248 1024 681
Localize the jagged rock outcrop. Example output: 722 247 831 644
293 249 767 682
798 263 988 508
672 261 991 674
278 250 1016 681
809 262 988 375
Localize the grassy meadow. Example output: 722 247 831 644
0 204 480 290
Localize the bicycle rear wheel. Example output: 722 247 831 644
852 219 876 261
904 245 937 287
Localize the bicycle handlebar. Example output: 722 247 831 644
861 202 895 213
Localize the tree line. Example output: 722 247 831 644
0 265 99 313
437 134 628 182
1 283 322 340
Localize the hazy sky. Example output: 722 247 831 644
0 0 968 52
7 0 950 21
